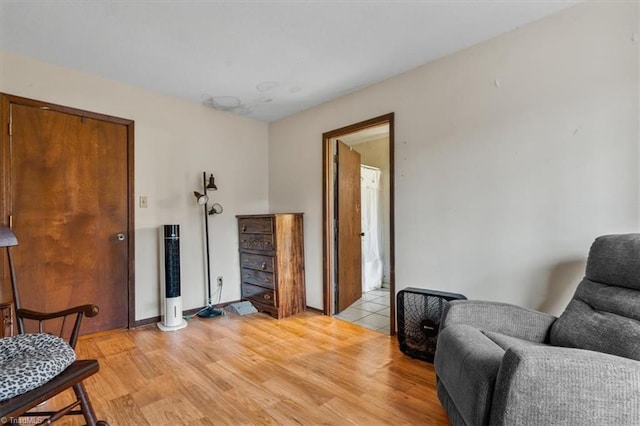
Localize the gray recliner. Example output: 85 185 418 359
434 234 640 425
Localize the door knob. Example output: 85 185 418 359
360 232 365 237
117 233 126 241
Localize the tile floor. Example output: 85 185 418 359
334 287 391 334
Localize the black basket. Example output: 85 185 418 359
397 287 466 363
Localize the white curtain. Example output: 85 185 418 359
361 166 383 292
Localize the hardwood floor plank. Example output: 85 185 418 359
45 311 447 425
265 399 346 425
103 394 151 426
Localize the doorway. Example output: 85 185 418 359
0 94 135 333
322 113 395 334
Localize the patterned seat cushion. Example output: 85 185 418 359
0 333 76 401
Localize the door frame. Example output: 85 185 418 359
0 93 136 329
322 112 395 334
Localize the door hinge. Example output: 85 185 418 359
333 154 337 162
8 121 12 136
8 214 13 229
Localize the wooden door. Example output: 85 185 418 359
335 140 362 313
8 102 130 334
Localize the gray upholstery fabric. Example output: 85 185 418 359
585 234 640 290
437 380 467 426
550 279 640 360
550 234 640 360
576 277 640 320
434 324 504 426
482 330 548 352
441 300 556 343
491 345 640 426
434 234 640 425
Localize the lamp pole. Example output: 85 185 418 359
195 171 223 318
202 171 213 307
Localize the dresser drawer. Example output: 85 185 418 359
238 217 273 234
237 213 305 319
239 233 274 251
241 268 274 289
240 253 274 272
242 283 276 307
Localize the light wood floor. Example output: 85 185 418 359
41 311 449 425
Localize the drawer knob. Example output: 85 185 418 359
261 262 267 270
264 294 271 300
243 258 249 263
242 225 247 232
245 273 250 278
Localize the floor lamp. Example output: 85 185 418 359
193 171 224 318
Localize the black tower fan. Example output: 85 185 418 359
157 224 187 331
397 287 466 362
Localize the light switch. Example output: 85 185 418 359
139 196 148 208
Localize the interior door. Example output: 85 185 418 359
335 140 362 313
9 102 129 334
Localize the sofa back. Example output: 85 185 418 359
549 234 640 361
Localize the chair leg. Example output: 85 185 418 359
73 382 99 426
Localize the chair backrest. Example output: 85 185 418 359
0 226 24 334
0 226 99 348
550 234 640 360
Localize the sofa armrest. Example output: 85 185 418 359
441 300 556 343
491 345 640 425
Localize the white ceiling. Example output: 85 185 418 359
0 1 580 122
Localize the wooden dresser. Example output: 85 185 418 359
237 213 306 319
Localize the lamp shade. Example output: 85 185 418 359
206 174 218 191
193 191 209 205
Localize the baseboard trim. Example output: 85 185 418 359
133 303 236 328
134 316 161 328
305 306 323 314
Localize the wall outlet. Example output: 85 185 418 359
139 195 148 208
216 276 223 286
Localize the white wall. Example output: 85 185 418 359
0 50 269 321
269 1 640 316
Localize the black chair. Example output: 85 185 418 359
0 226 108 425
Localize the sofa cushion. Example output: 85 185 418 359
435 324 505 426
550 279 640 360
585 233 640 291
0 333 76 401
